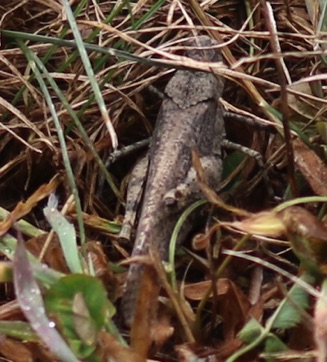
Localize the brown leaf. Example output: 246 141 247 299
287 82 322 121
0 300 23 320
26 234 69 273
183 279 230 301
279 206 327 241
293 138 327 196
184 279 250 340
130 265 160 358
151 314 174 347
99 331 145 362
0 337 60 362
183 278 250 319
85 241 118 301
279 206 327 275
217 282 250 341
0 337 33 361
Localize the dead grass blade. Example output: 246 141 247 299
0 175 61 237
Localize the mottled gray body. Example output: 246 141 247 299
121 36 225 326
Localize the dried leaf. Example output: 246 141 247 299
184 279 250 340
192 232 211 250
0 175 61 237
0 337 34 361
280 206 327 241
293 138 327 196
85 241 118 301
287 82 322 121
231 210 286 237
280 206 327 275
151 314 174 347
26 234 69 273
99 331 145 362
183 280 230 301
130 265 159 358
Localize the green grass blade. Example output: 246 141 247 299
62 0 118 149
20 43 121 201
267 273 314 329
0 234 63 287
43 194 83 274
0 321 38 342
168 200 207 292
18 40 86 245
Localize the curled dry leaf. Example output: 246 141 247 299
229 206 327 275
225 205 327 240
279 206 327 241
279 206 327 276
230 210 286 237
192 232 211 251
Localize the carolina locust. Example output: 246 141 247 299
120 36 225 326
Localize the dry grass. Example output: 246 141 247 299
1 0 327 361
